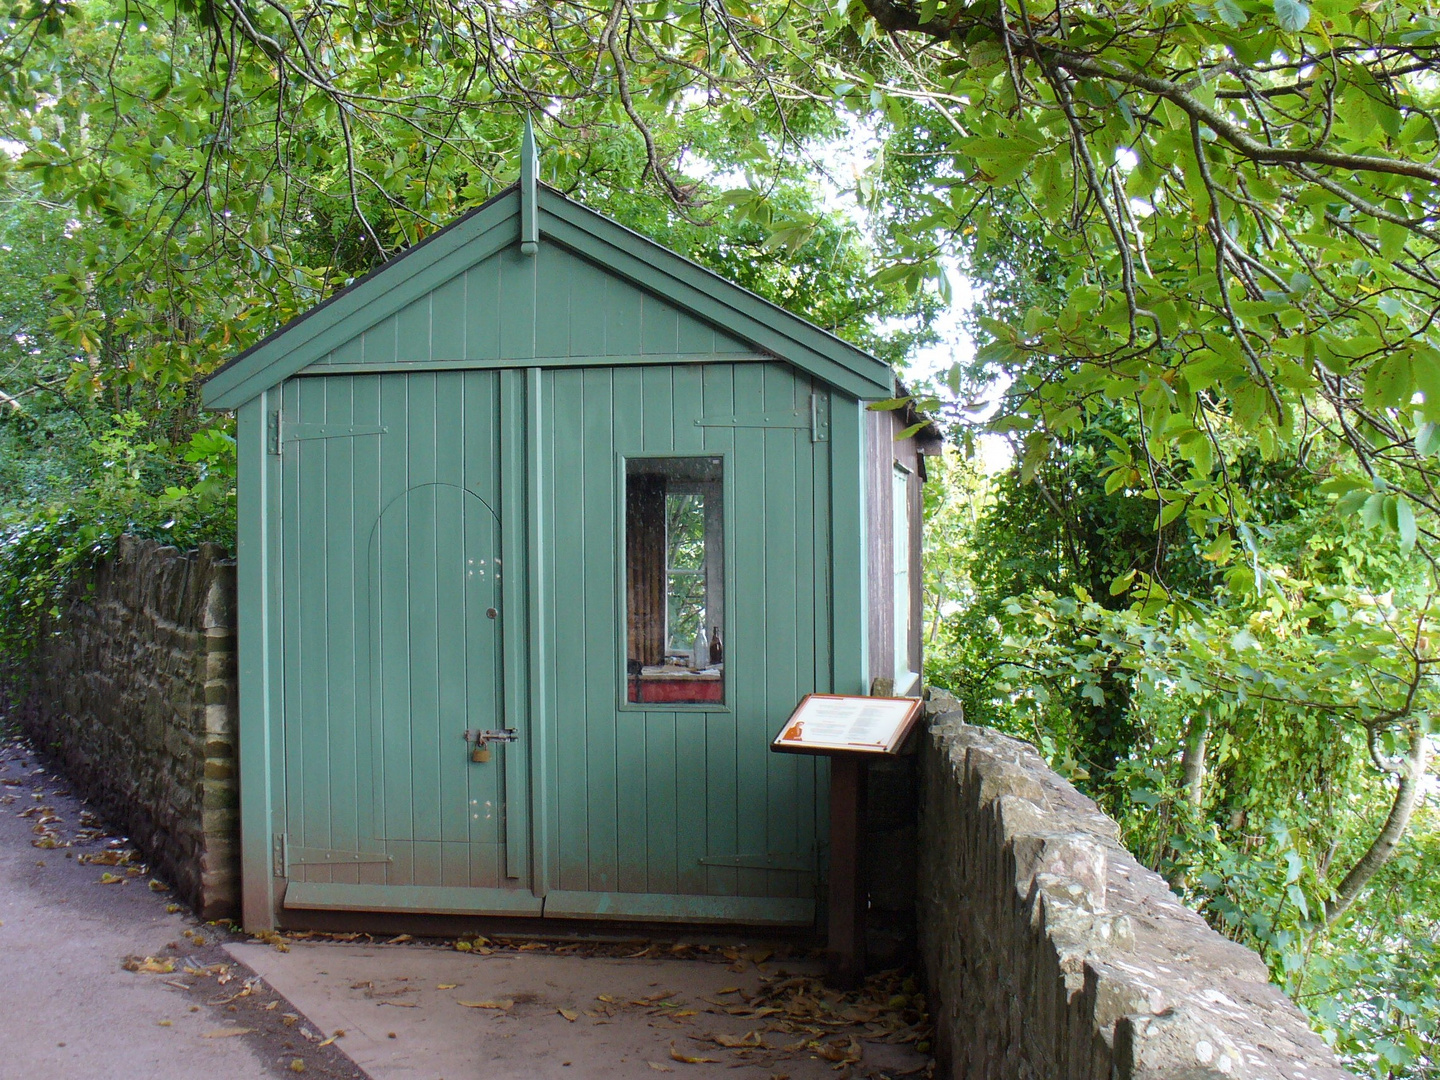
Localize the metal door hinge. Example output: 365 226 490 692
270 411 385 456
699 853 815 872
696 392 829 443
274 833 392 875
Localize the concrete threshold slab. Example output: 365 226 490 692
226 940 932 1079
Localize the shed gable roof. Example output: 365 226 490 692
203 184 894 410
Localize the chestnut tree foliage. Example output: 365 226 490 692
2 0 1440 1068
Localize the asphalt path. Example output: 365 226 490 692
0 724 360 1080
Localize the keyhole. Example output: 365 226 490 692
486 607 498 620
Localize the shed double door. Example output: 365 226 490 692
276 370 539 914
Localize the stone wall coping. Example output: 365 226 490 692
924 713 1354 1079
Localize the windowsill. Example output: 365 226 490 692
627 667 725 705
893 670 921 697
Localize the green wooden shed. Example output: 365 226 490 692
204 130 938 933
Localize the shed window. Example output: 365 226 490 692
625 457 724 705
894 463 917 691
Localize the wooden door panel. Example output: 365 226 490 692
281 371 528 903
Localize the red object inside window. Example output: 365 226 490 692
628 676 724 704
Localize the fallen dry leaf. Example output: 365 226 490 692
201 1029 254 1038
670 1045 721 1064
78 850 127 865
813 1036 863 1065
289 1059 306 1073
437 984 458 990
712 1031 764 1049
558 1008 579 1022
386 934 413 944
457 999 513 1011
250 930 290 953
647 1063 674 1073
97 872 124 885
123 956 176 974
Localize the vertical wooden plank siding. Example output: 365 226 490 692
536 361 825 920
350 377 384 887
525 367 552 896
728 362 769 903
499 369 530 882
580 367 620 895
668 365 708 897
698 363 739 901
216 188 904 928
275 370 529 913
236 396 277 930
310 244 758 371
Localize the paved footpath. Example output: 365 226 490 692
0 729 358 1080
0 724 932 1080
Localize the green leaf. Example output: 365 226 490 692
1395 497 1417 552
1272 0 1309 30
1414 345 1440 421
1361 492 1386 529
1415 422 1440 457
1363 354 1414 410
958 134 1045 186
1213 0 1245 25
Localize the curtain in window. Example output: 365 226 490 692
626 472 667 666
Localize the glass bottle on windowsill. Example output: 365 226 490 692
691 626 710 670
710 626 723 666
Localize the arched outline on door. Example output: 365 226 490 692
365 483 502 848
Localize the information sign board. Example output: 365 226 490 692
770 694 923 757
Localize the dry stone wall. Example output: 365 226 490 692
918 712 1353 1079
14 536 238 919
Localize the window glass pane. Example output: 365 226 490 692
625 457 724 705
894 465 912 684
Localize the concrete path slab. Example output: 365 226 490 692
0 729 359 1080
228 940 933 1080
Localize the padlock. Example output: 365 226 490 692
471 738 491 764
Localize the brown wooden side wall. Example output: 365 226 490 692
864 406 925 694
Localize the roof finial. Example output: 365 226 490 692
520 114 539 257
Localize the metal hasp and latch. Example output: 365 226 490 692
694 392 830 443
465 727 518 764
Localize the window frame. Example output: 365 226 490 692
615 450 734 714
